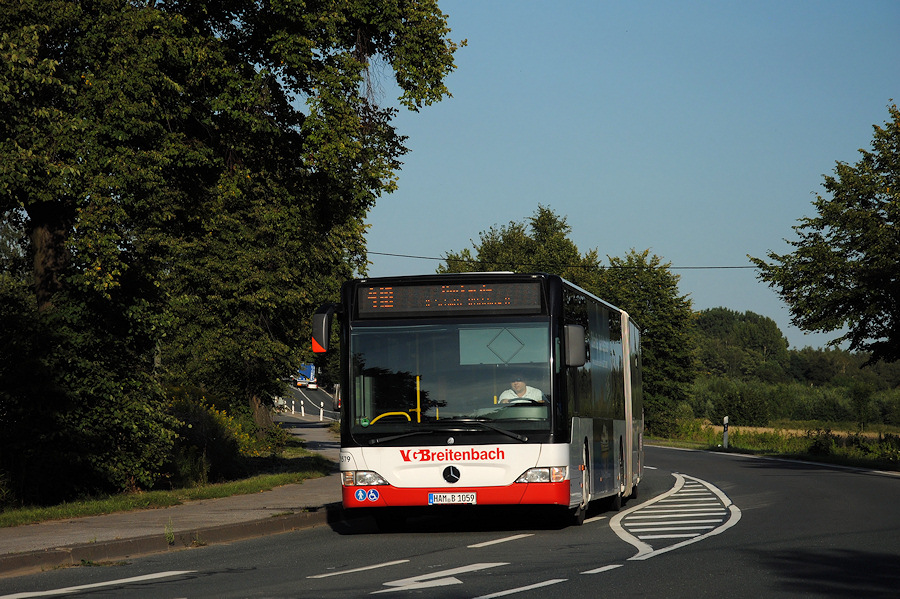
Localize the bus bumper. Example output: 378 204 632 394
342 480 571 508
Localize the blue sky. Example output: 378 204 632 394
363 0 900 349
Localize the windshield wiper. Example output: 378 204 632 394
438 418 528 443
368 430 435 445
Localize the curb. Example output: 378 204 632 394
0 503 344 579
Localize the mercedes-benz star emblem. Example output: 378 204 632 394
443 465 461 484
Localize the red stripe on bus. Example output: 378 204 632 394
342 481 570 508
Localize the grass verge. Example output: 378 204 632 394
654 419 900 472
0 443 335 528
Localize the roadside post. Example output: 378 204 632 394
723 416 729 449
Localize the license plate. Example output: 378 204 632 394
428 492 477 505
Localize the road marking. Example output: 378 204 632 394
373 563 508 594
0 571 195 599
471 578 568 598
581 564 624 575
307 560 409 579
610 473 742 560
629 525 715 533
468 534 534 548
584 515 608 524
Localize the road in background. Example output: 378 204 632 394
283 385 339 422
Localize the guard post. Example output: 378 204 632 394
723 416 729 449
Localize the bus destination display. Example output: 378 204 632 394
357 282 542 317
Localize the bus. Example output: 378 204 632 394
312 272 642 527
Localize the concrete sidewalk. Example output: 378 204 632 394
0 414 343 578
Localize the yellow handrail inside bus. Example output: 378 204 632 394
411 375 422 423
369 411 411 425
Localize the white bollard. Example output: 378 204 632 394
301 400 305 417
723 416 729 449
319 402 324 421
291 399 295 414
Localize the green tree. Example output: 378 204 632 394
439 204 601 289
439 207 697 435
696 308 789 382
750 103 900 364
0 0 462 501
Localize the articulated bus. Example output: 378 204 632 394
312 273 642 526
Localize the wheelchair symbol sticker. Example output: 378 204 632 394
367 489 380 502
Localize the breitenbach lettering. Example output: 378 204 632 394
399 448 506 462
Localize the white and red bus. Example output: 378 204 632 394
312 273 642 527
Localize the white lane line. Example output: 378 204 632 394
629 526 715 533
471 578 568 598
626 514 725 521
307 559 410 578
581 564 624 575
468 534 534 548
636 507 728 513
0 571 195 599
584 515 608 524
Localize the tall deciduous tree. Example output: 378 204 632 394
751 103 900 364
439 207 697 435
696 307 790 382
0 0 462 500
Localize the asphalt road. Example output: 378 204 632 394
284 385 340 421
2 446 898 598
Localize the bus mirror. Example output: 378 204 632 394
312 303 338 353
565 324 586 367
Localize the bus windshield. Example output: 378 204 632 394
349 320 552 436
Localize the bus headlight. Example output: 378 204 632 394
516 467 566 483
343 471 389 486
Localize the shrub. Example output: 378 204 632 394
165 387 250 487
807 428 837 456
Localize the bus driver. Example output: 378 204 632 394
498 374 544 403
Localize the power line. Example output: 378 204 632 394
368 251 756 270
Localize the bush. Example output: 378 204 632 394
164 386 291 488
166 387 250 487
695 376 770 426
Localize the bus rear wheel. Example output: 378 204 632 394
607 440 625 512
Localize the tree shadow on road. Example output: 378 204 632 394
755 547 900 598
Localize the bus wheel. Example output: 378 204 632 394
607 441 624 512
571 504 586 525
608 490 622 512
571 442 590 525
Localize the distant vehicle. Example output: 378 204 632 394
295 363 316 388
332 384 342 411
